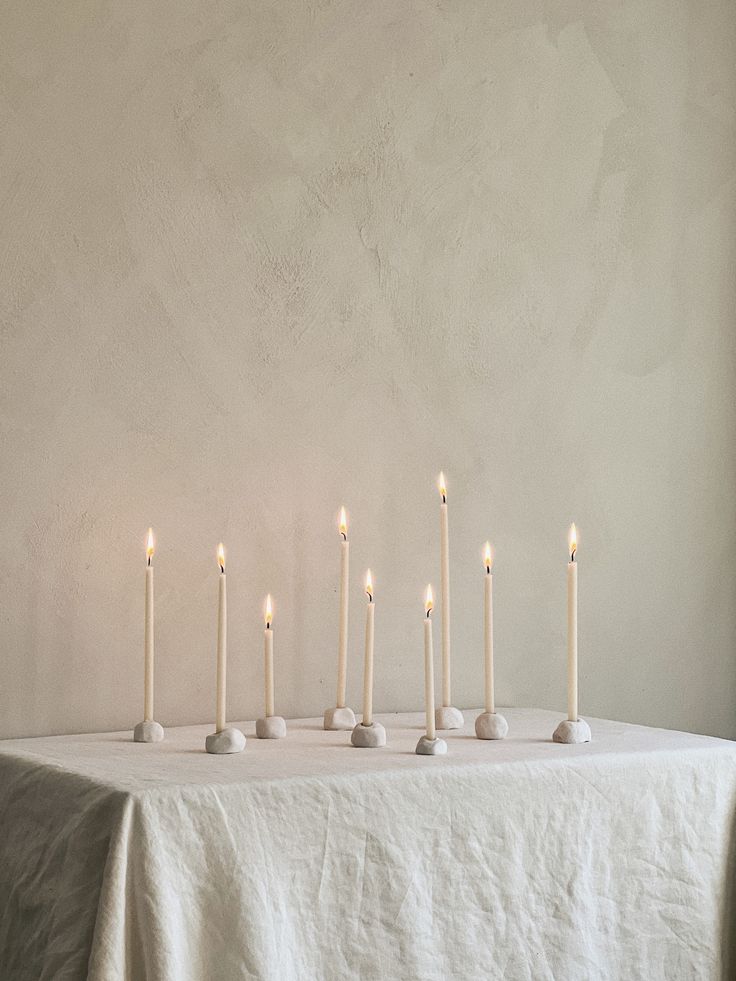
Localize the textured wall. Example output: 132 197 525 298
1 0 735 740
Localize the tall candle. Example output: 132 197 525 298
264 594 274 718
424 585 436 740
483 542 494 714
144 528 155 722
438 473 451 707
215 543 227 733
362 571 375 725
336 506 350 709
567 524 578 722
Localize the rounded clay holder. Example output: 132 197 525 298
552 718 591 744
434 705 464 730
350 720 386 747
133 720 164 743
256 716 287 739
415 735 448 755
323 706 356 730
474 711 508 740
205 726 246 754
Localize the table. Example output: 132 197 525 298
1 708 735 981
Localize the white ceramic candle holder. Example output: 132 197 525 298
415 735 448 755
205 727 246 754
256 715 287 739
552 718 591 744
133 720 164 743
350 721 386 747
323 706 356 730
434 705 464 730
474 711 508 740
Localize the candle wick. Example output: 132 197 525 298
147 556 152 567
341 532 347 541
571 548 576 562
441 494 446 504
219 565 225 574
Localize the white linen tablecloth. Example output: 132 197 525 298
1 708 735 981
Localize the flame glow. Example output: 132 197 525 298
425 584 434 616
339 506 348 539
484 541 492 572
569 523 577 561
365 569 373 601
438 472 447 501
146 527 155 562
265 594 273 628
217 542 226 572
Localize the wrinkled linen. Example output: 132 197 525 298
1 708 735 981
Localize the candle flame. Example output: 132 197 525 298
484 541 492 572
438 472 447 503
146 527 154 564
338 506 348 540
217 542 226 572
265 593 273 628
569 523 577 561
425 584 434 616
365 569 373 601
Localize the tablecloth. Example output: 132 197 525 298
1 708 735 981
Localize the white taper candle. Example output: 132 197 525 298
362 571 374 726
567 524 578 722
424 585 436 740
337 507 349 708
216 543 227 733
143 528 155 722
483 542 494 715
438 474 451 707
264 594 274 718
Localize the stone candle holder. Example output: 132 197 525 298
434 706 464 730
205 727 246 754
552 718 591 744
256 716 287 739
350 721 386 747
474 711 508 740
323 706 356 730
415 735 448 755
133 720 164 743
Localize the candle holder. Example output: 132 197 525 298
474 711 508 740
552 718 591 744
205 727 246 754
256 716 286 739
323 706 356 730
350 721 386 748
434 706 464 730
415 735 448 755
133 720 164 743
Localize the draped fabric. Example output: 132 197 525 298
1 708 735 981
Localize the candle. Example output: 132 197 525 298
438 473 452 707
567 524 578 722
362 571 375 725
264 594 274 718
336 506 350 709
215 543 227 733
483 542 494 714
143 528 155 722
424 585 436 740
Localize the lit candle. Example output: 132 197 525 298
215 543 227 732
438 473 451 707
264 594 274 718
336 506 350 709
144 528 155 721
483 542 494 714
362 571 375 725
567 524 578 722
424 585 436 740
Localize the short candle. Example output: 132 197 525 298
215 543 227 733
362 571 375 726
483 542 494 714
264 594 274 718
424 585 436 740
144 528 155 722
567 524 578 722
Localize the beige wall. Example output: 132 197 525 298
1 1 735 740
